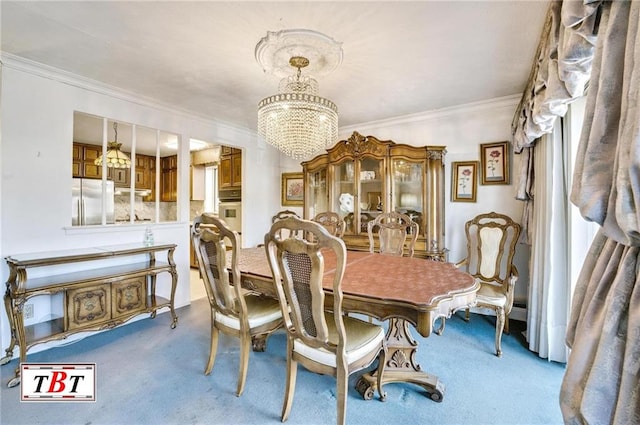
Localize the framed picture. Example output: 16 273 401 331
281 172 304 206
451 161 478 202
480 141 510 185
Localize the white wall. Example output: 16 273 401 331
280 96 530 310
0 57 281 355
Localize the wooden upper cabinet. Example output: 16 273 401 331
219 147 241 188
161 155 178 202
109 167 130 187
72 143 105 179
135 154 155 190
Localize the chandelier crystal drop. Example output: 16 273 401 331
94 122 132 168
258 56 338 160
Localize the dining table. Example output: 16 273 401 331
234 247 478 402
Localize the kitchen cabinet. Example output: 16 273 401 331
135 154 154 190
302 131 447 260
73 142 133 188
73 142 104 179
1 243 178 388
109 167 130 187
161 155 178 202
136 154 156 202
219 146 241 188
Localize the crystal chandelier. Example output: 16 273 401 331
258 56 338 160
94 122 131 168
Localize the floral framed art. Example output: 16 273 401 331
281 172 304 206
451 161 478 202
480 141 510 185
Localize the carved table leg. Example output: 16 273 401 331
356 318 445 402
1 291 17 366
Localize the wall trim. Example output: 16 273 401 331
339 94 521 136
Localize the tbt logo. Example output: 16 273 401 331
21 363 96 402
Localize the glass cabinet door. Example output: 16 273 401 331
306 167 328 219
358 156 384 234
391 159 424 235
333 160 356 234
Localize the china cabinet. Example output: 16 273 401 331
302 131 447 260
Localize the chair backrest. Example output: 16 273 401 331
192 214 247 324
264 217 348 356
367 211 418 257
312 211 346 238
272 209 301 239
272 209 300 223
463 212 521 289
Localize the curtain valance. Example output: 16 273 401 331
511 1 598 154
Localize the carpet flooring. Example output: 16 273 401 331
0 298 566 425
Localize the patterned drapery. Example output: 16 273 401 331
513 1 640 423
561 1 640 423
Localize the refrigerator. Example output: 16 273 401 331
72 178 115 225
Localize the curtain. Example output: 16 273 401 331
526 122 570 363
511 1 598 364
561 1 640 423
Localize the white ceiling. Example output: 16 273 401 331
1 1 548 132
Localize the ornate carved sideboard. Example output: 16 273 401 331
1 243 178 387
302 131 447 260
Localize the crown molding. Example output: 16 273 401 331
339 94 521 135
0 52 256 138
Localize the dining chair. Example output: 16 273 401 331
271 209 301 239
264 217 387 425
311 211 346 238
455 211 521 357
367 211 418 257
191 213 283 396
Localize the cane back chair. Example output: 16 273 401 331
311 211 346 238
264 217 387 425
192 214 282 395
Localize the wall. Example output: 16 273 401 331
0 56 282 355
280 96 530 314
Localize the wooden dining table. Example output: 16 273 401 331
235 247 478 402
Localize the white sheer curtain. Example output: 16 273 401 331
525 121 570 363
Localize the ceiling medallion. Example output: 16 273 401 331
256 29 343 160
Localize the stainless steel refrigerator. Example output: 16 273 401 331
72 178 115 225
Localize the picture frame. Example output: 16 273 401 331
480 141 510 185
281 172 304 206
451 161 478 202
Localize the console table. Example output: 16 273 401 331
1 242 178 387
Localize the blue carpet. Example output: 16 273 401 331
0 298 565 424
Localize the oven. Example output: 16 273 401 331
218 201 242 234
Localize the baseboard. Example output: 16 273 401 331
510 306 527 322
465 305 527 323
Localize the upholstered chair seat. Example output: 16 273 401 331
293 312 385 367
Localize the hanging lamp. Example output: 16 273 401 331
94 122 131 168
